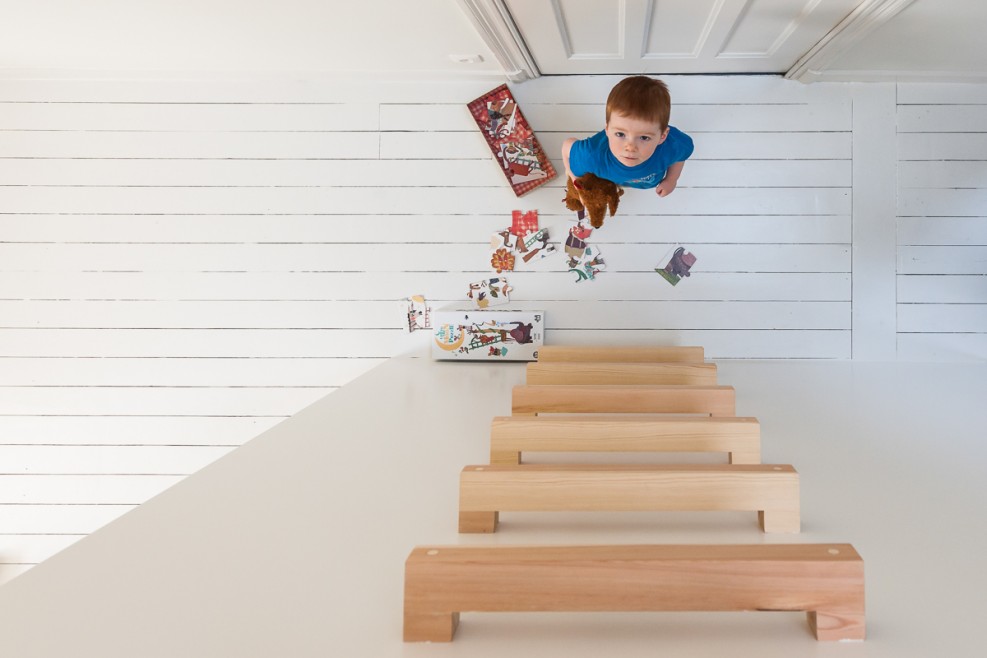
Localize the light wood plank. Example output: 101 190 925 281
544 330 851 359
0 102 380 131
526 362 717 385
897 105 987 133
0 416 274 447
0 445 230 475
898 274 987 304
404 543 865 642
898 217 987 246
898 303 987 333
0 328 418 358
489 415 760 465
898 161 987 191
458 464 799 534
0 356 381 388
899 189 987 218
0 386 322 417
0 130 378 158
897 333 987 360
537 346 704 362
898 133 987 161
512 384 735 417
898 246 987 275
0 474 185 504
0 76 500 104
0 158 502 188
0 504 136 534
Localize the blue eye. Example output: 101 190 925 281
640 136 651 142
614 131 625 138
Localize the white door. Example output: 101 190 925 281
503 0 868 74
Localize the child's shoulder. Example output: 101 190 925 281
666 126 694 157
578 129 608 144
668 125 691 140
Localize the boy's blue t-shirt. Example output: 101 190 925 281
569 126 693 189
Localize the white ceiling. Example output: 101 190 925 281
0 0 503 78
0 0 984 83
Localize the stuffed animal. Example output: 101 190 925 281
564 173 624 229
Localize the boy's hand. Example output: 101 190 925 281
656 161 685 197
655 178 676 197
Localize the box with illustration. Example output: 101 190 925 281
431 308 544 361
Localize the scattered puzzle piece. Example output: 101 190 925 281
406 295 432 332
656 246 697 286
570 245 606 283
511 210 539 237
490 247 516 273
467 278 513 309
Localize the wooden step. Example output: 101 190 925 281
489 415 761 465
458 463 799 533
404 543 865 642
512 384 735 416
537 345 705 362
526 361 718 385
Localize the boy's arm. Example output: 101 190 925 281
656 161 685 197
561 137 577 182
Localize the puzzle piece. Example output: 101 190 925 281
656 246 697 286
511 210 539 237
521 228 556 263
467 277 513 309
406 295 432 332
570 245 606 283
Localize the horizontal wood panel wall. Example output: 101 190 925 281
0 73 983 583
896 84 987 360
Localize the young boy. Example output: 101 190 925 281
562 76 693 198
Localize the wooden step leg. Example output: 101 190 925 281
459 510 498 533
808 609 866 641
759 509 801 533
729 450 761 464
404 610 459 642
489 449 521 465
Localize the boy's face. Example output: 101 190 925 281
605 112 669 167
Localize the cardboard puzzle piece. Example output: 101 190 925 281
406 295 432 332
490 247 516 273
656 246 697 286
561 221 605 283
467 277 513 309
511 210 539 236
570 245 606 282
520 228 556 263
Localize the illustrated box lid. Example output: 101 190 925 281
432 308 544 361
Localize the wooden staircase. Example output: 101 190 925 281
404 345 865 642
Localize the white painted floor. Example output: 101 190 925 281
0 355 984 657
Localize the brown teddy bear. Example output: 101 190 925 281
564 173 624 229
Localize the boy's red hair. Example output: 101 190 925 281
605 76 671 130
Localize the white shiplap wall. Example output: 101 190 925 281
897 84 987 360
0 72 982 584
